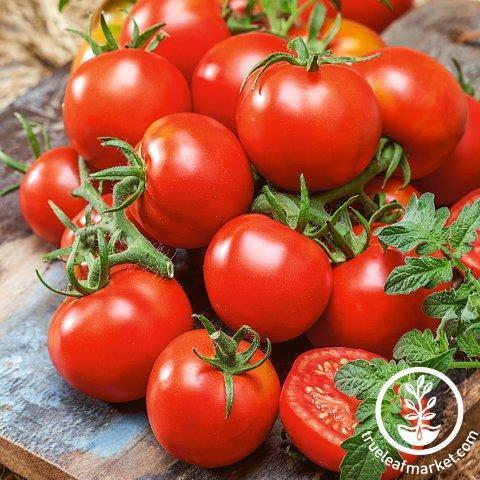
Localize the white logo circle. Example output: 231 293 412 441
375 367 464 456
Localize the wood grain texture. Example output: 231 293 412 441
1 10 480 474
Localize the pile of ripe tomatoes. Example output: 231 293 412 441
2 0 480 476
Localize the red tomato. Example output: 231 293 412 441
449 189 480 278
280 347 414 479
204 214 333 342
18 147 86 245
237 63 381 191
307 241 438 357
192 32 288 132
365 177 421 208
289 17 385 57
48 267 192 402
119 0 230 81
130 113 254 249
63 49 191 170
147 328 280 467
414 96 480 206
354 47 468 180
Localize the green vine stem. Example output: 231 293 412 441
40 158 173 297
449 361 480 369
251 137 409 263
193 315 272 419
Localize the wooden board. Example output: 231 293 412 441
1 7 480 474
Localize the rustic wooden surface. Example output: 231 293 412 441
2 2 480 475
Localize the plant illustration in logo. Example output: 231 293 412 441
398 375 441 447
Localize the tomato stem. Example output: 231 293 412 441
193 315 272 419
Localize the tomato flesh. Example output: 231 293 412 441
280 348 378 472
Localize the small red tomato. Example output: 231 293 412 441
414 95 480 206
147 326 280 468
289 17 385 57
192 32 288 132
237 62 382 191
119 0 230 81
354 47 468 180
18 147 86 245
63 49 191 170
307 241 438 357
48 268 192 402
204 214 333 342
365 177 421 208
449 189 480 278
130 113 254 249
280 347 414 479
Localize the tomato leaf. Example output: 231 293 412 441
340 431 387 480
457 322 480 357
334 358 407 400
423 282 473 320
449 198 480 256
376 193 449 255
384 257 453 295
393 330 455 375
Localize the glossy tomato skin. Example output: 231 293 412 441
280 347 413 479
63 49 191 170
365 177 421 208
237 63 381 192
414 96 480 206
192 32 288 132
19 147 86 245
307 242 438 357
48 268 192 403
289 17 385 57
449 189 480 278
204 214 333 342
147 329 280 468
354 47 467 180
119 0 230 81
132 113 254 249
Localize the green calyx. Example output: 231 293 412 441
0 113 51 197
452 58 479 101
193 315 272 419
90 138 146 212
67 11 167 56
242 36 381 91
251 138 410 264
40 158 173 298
